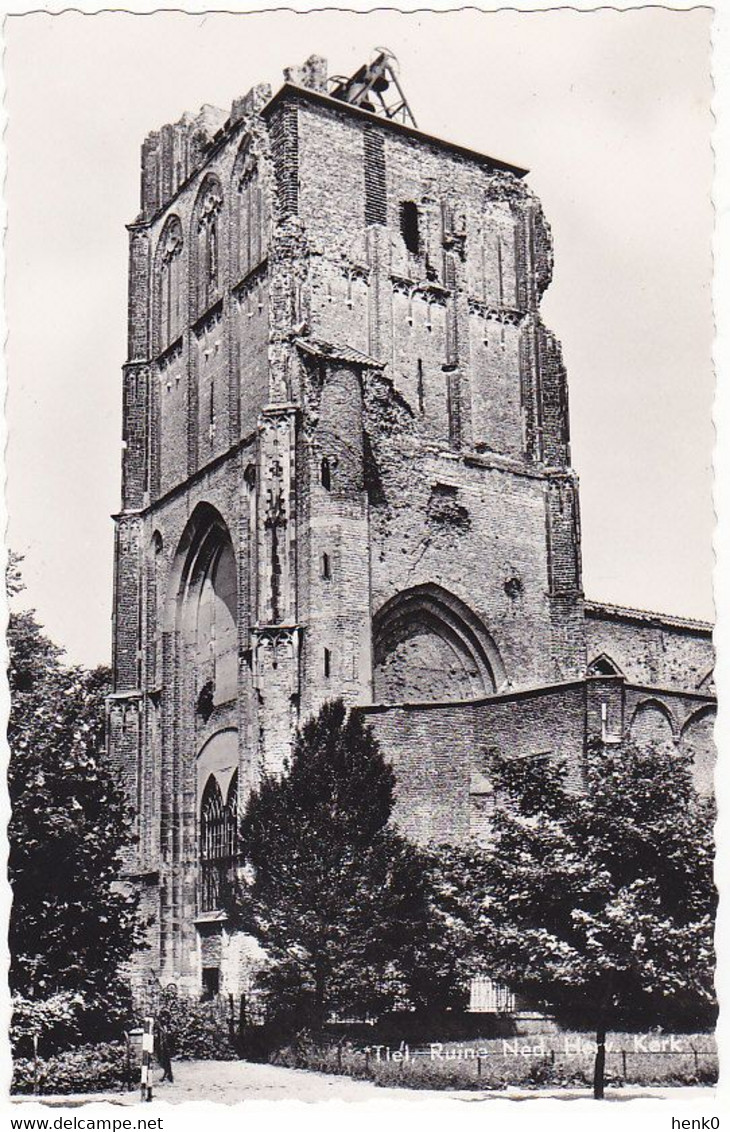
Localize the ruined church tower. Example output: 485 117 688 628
110 53 674 998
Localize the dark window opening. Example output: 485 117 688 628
202 967 220 1000
322 553 331 580
321 457 331 491
196 680 215 722
324 648 331 678
588 655 623 678
200 772 239 912
417 359 425 414
208 220 219 286
400 201 420 256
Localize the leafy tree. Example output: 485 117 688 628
230 699 463 1034
7 556 143 1050
435 742 716 1098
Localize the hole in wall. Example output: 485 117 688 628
400 201 420 255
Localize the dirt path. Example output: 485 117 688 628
152 1062 716 1104
13 1060 718 1106
153 1059 428 1101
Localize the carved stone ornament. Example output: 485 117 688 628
238 154 258 191
468 296 525 326
198 179 224 228
391 274 449 305
161 220 184 265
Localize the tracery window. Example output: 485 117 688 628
200 770 239 912
234 140 266 281
194 175 224 316
157 216 184 351
194 538 237 706
175 508 238 708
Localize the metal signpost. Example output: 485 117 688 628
140 1016 154 1102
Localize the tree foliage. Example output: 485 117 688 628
436 743 716 1035
230 699 463 1032
7 556 143 1048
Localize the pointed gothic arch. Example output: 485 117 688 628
372 583 506 705
190 173 224 318
165 503 238 706
629 698 678 751
697 668 715 693
679 704 716 797
153 214 185 354
587 653 623 678
231 135 267 282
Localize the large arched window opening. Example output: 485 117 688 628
169 505 239 709
200 770 239 912
233 138 266 282
155 215 184 352
192 174 224 318
193 539 237 707
372 584 506 705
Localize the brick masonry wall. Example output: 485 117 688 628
290 95 585 689
299 359 373 716
585 606 714 692
362 682 588 846
127 103 274 506
113 76 716 994
622 683 716 796
115 447 261 988
363 672 716 847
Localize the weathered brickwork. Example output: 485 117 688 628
109 56 716 996
585 601 714 690
363 683 589 845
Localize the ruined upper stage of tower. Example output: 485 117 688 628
136 53 530 223
123 52 568 511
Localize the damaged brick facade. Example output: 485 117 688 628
110 56 716 997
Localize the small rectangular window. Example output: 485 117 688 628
324 648 331 678
322 553 331 580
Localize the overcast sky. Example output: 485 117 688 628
5 6 714 668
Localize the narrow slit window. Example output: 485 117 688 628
322 553 331 580
417 359 425 414
321 457 331 491
208 220 219 287
400 202 420 256
324 648 331 678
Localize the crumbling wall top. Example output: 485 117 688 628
139 103 228 221
283 54 328 93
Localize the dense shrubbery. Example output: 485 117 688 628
12 1042 134 1096
12 991 240 1094
270 1033 718 1091
156 989 238 1061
